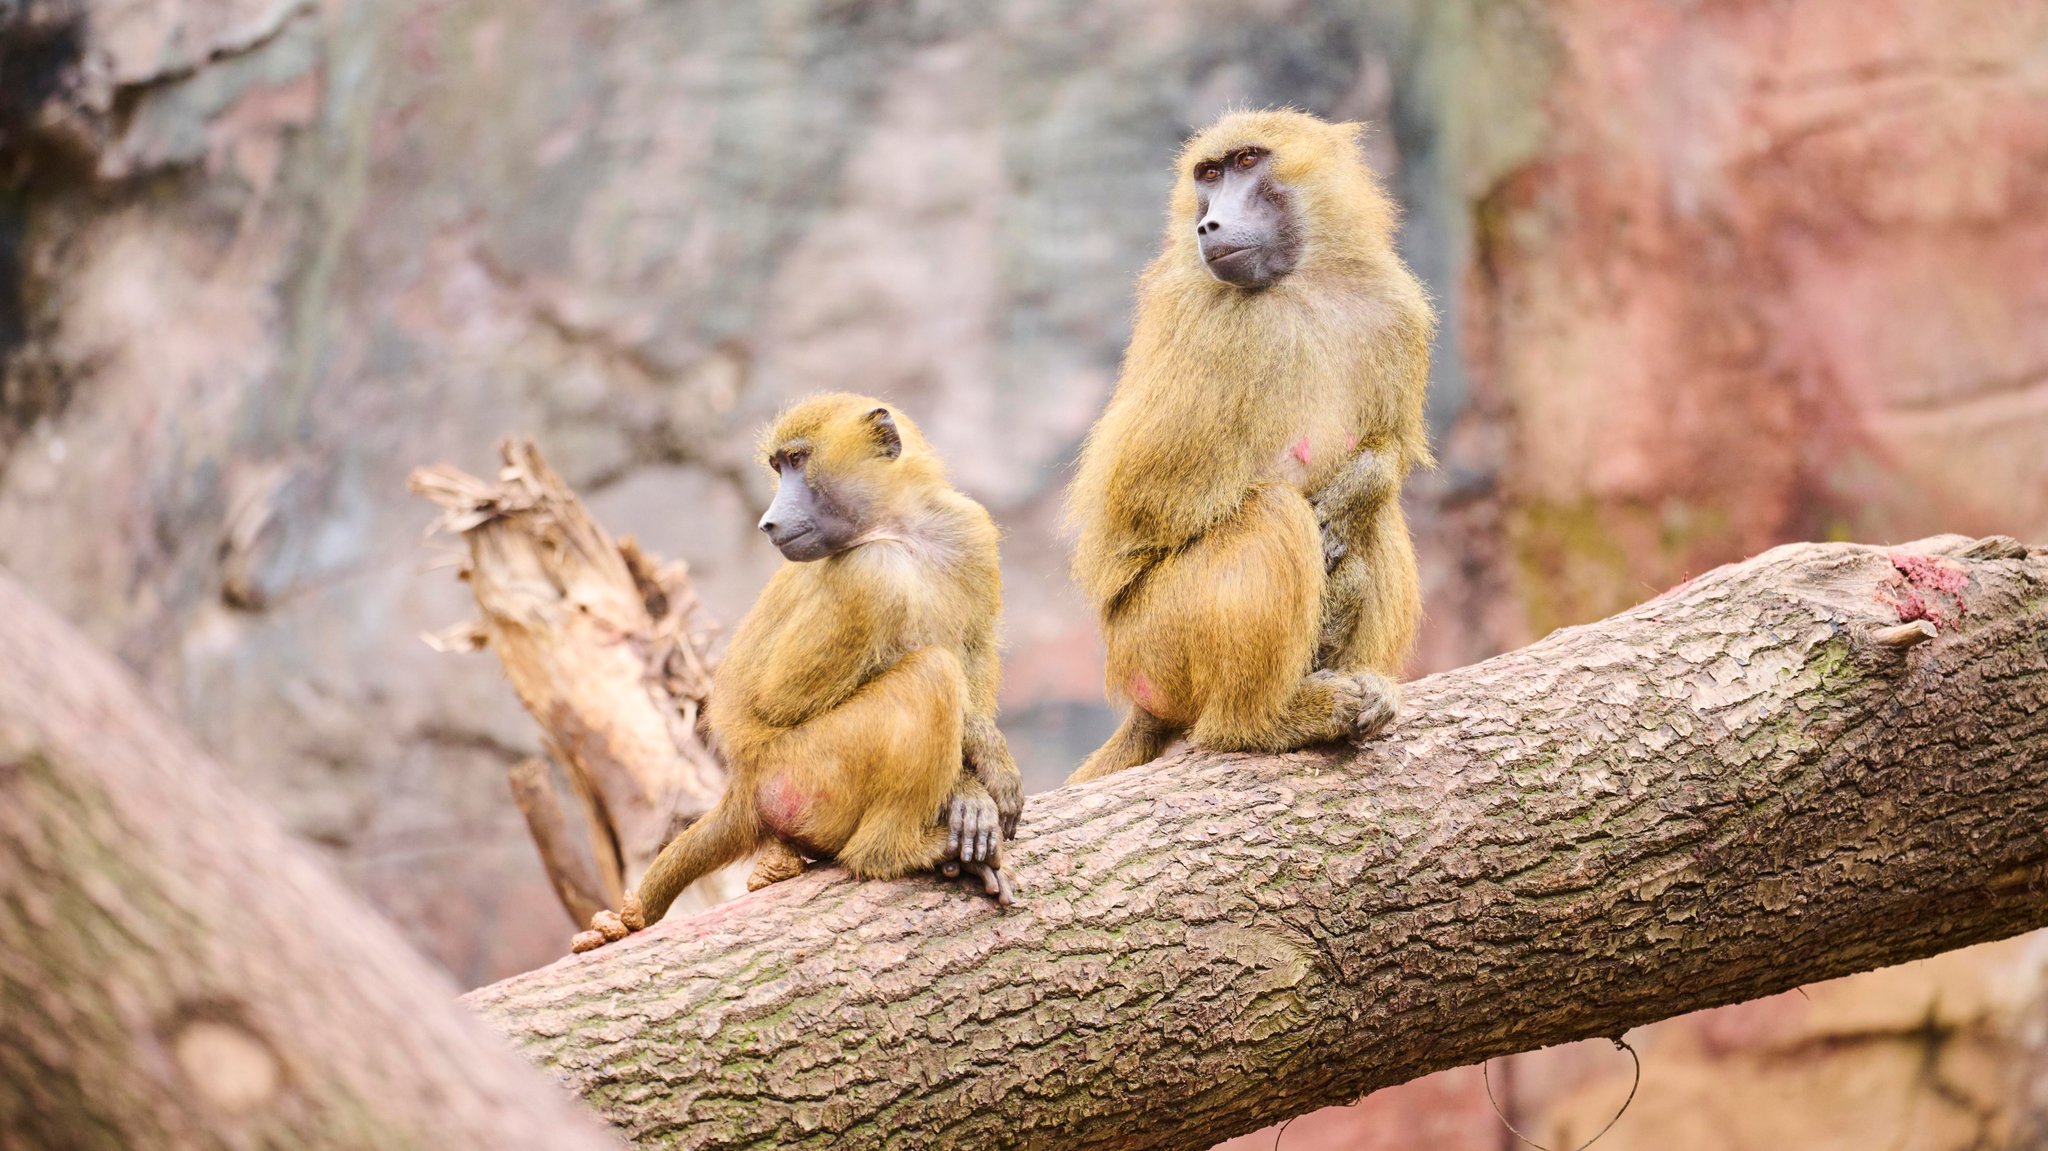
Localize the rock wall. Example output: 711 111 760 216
3 0 2046 1146
1236 2 2048 1146
1429 0 2048 667
1 0 1452 984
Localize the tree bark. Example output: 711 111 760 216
0 572 618 1151
464 535 2048 1151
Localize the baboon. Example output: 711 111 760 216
573 394 1021 952
1065 108 1435 784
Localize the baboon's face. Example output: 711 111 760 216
755 406 905 563
757 447 861 562
1192 146 1301 290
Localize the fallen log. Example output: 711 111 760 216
464 535 2048 1150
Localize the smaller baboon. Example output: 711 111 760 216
572 394 1021 953
1065 108 1436 784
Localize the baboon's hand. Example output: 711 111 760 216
990 774 1024 839
1310 445 1393 575
1319 522 1348 574
947 789 1003 866
1310 492 1347 574
963 720 1025 839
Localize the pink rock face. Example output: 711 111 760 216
1313 5 2048 1150
1450 0 2048 654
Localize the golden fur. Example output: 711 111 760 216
577 394 1019 947
1066 109 1435 782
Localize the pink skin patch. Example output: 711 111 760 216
1129 672 1166 716
756 775 813 838
1346 435 1359 452
1875 553 1970 629
1291 437 1312 466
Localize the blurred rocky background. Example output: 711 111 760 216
3 0 2045 1146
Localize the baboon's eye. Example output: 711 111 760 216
786 450 809 470
1235 149 1263 170
1196 163 1221 183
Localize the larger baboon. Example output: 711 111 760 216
1066 109 1435 783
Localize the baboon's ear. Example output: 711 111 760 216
866 407 902 460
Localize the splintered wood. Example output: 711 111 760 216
410 439 741 922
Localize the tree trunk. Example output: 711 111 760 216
464 535 2048 1151
0 572 617 1151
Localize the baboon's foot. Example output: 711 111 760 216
747 841 807 891
568 893 646 954
938 857 1017 907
